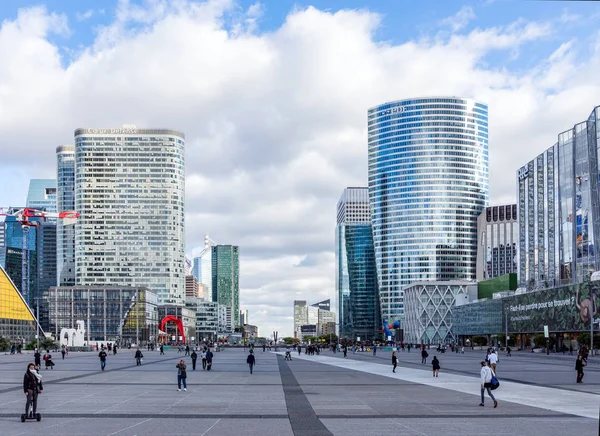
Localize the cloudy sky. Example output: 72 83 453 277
1 0 600 337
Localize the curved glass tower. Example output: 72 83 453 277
368 97 489 324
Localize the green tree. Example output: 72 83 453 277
533 334 547 348
282 337 296 345
471 336 488 346
0 336 10 352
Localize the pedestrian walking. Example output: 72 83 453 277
176 360 187 391
160 344 165 355
343 345 347 358
99 349 107 371
373 345 377 356
135 349 144 366
506 346 511 357
488 350 498 374
247 350 256 374
297 345 301 355
263 344 266 353
23 363 43 418
479 361 498 408
392 351 397 373
206 349 213 371
569 344 574 356
191 350 198 370
185 345 190 356
34 350 41 369
421 348 429 364
201 350 207 370
432 356 440 377
576 354 585 383
61 345 66 360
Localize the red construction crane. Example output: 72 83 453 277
0 207 80 307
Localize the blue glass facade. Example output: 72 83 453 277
56 145 75 286
368 97 489 323
26 179 57 213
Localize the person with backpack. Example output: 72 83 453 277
99 349 107 371
135 349 144 366
247 350 256 374
479 361 498 408
432 356 440 377
176 360 187 391
421 348 429 364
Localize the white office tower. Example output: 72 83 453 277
74 126 186 305
192 234 216 302
56 145 76 286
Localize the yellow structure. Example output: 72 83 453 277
0 265 38 341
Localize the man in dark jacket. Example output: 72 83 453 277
206 349 213 371
576 354 585 383
135 349 144 366
34 351 41 369
247 350 256 374
23 363 43 417
421 348 429 364
191 350 198 370
99 350 107 371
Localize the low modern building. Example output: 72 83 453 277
299 324 317 341
186 298 219 341
476 204 518 281
0 265 39 342
47 286 158 345
243 324 259 340
157 305 196 343
403 281 477 345
451 298 503 342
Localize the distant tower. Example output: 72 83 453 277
56 145 75 286
211 245 240 326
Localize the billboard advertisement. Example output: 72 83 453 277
505 281 599 333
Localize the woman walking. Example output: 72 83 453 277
432 356 440 377
392 351 397 373
479 361 498 408
176 360 187 391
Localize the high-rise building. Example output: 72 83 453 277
368 97 489 323
193 235 216 301
518 105 600 288
239 309 248 325
56 145 75 286
211 245 239 326
0 222 5 269
185 275 200 298
74 127 186 305
36 221 56 331
293 299 335 339
476 205 518 281
336 188 380 341
26 179 57 213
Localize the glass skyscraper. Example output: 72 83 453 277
518 105 600 288
211 245 239 326
476 204 518 280
336 187 380 341
368 97 489 323
74 127 186 305
26 179 57 213
193 235 216 302
56 145 75 286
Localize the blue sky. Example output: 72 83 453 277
1 0 600 335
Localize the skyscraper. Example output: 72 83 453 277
26 179 57 213
56 145 75 286
74 126 186 305
336 187 380 341
0 222 5 269
36 221 56 331
211 245 239 326
518 105 600 288
193 235 216 301
368 97 489 323
476 205 518 280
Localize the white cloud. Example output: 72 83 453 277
440 6 476 32
1 1 599 336
76 9 94 21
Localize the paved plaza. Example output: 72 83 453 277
0 347 598 435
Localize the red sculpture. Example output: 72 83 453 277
159 315 186 344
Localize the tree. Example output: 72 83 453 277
471 336 487 346
0 336 10 352
320 334 338 343
282 337 296 345
533 334 547 348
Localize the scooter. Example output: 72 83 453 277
20 400 41 422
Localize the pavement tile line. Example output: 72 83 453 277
277 353 600 420
277 355 333 436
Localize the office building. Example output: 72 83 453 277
185 275 200 298
476 204 518 281
403 281 477 345
239 309 248 326
186 298 218 341
317 308 336 336
26 179 57 213
74 127 186 305
368 97 489 323
193 235 216 301
0 264 39 341
218 304 234 333
243 324 259 340
211 245 239 326
56 145 76 286
47 286 158 344
336 187 381 341
293 300 318 338
35 221 56 331
0 222 5 268
518 105 600 288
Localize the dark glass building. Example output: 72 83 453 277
211 245 239 326
36 221 56 331
336 188 380 341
